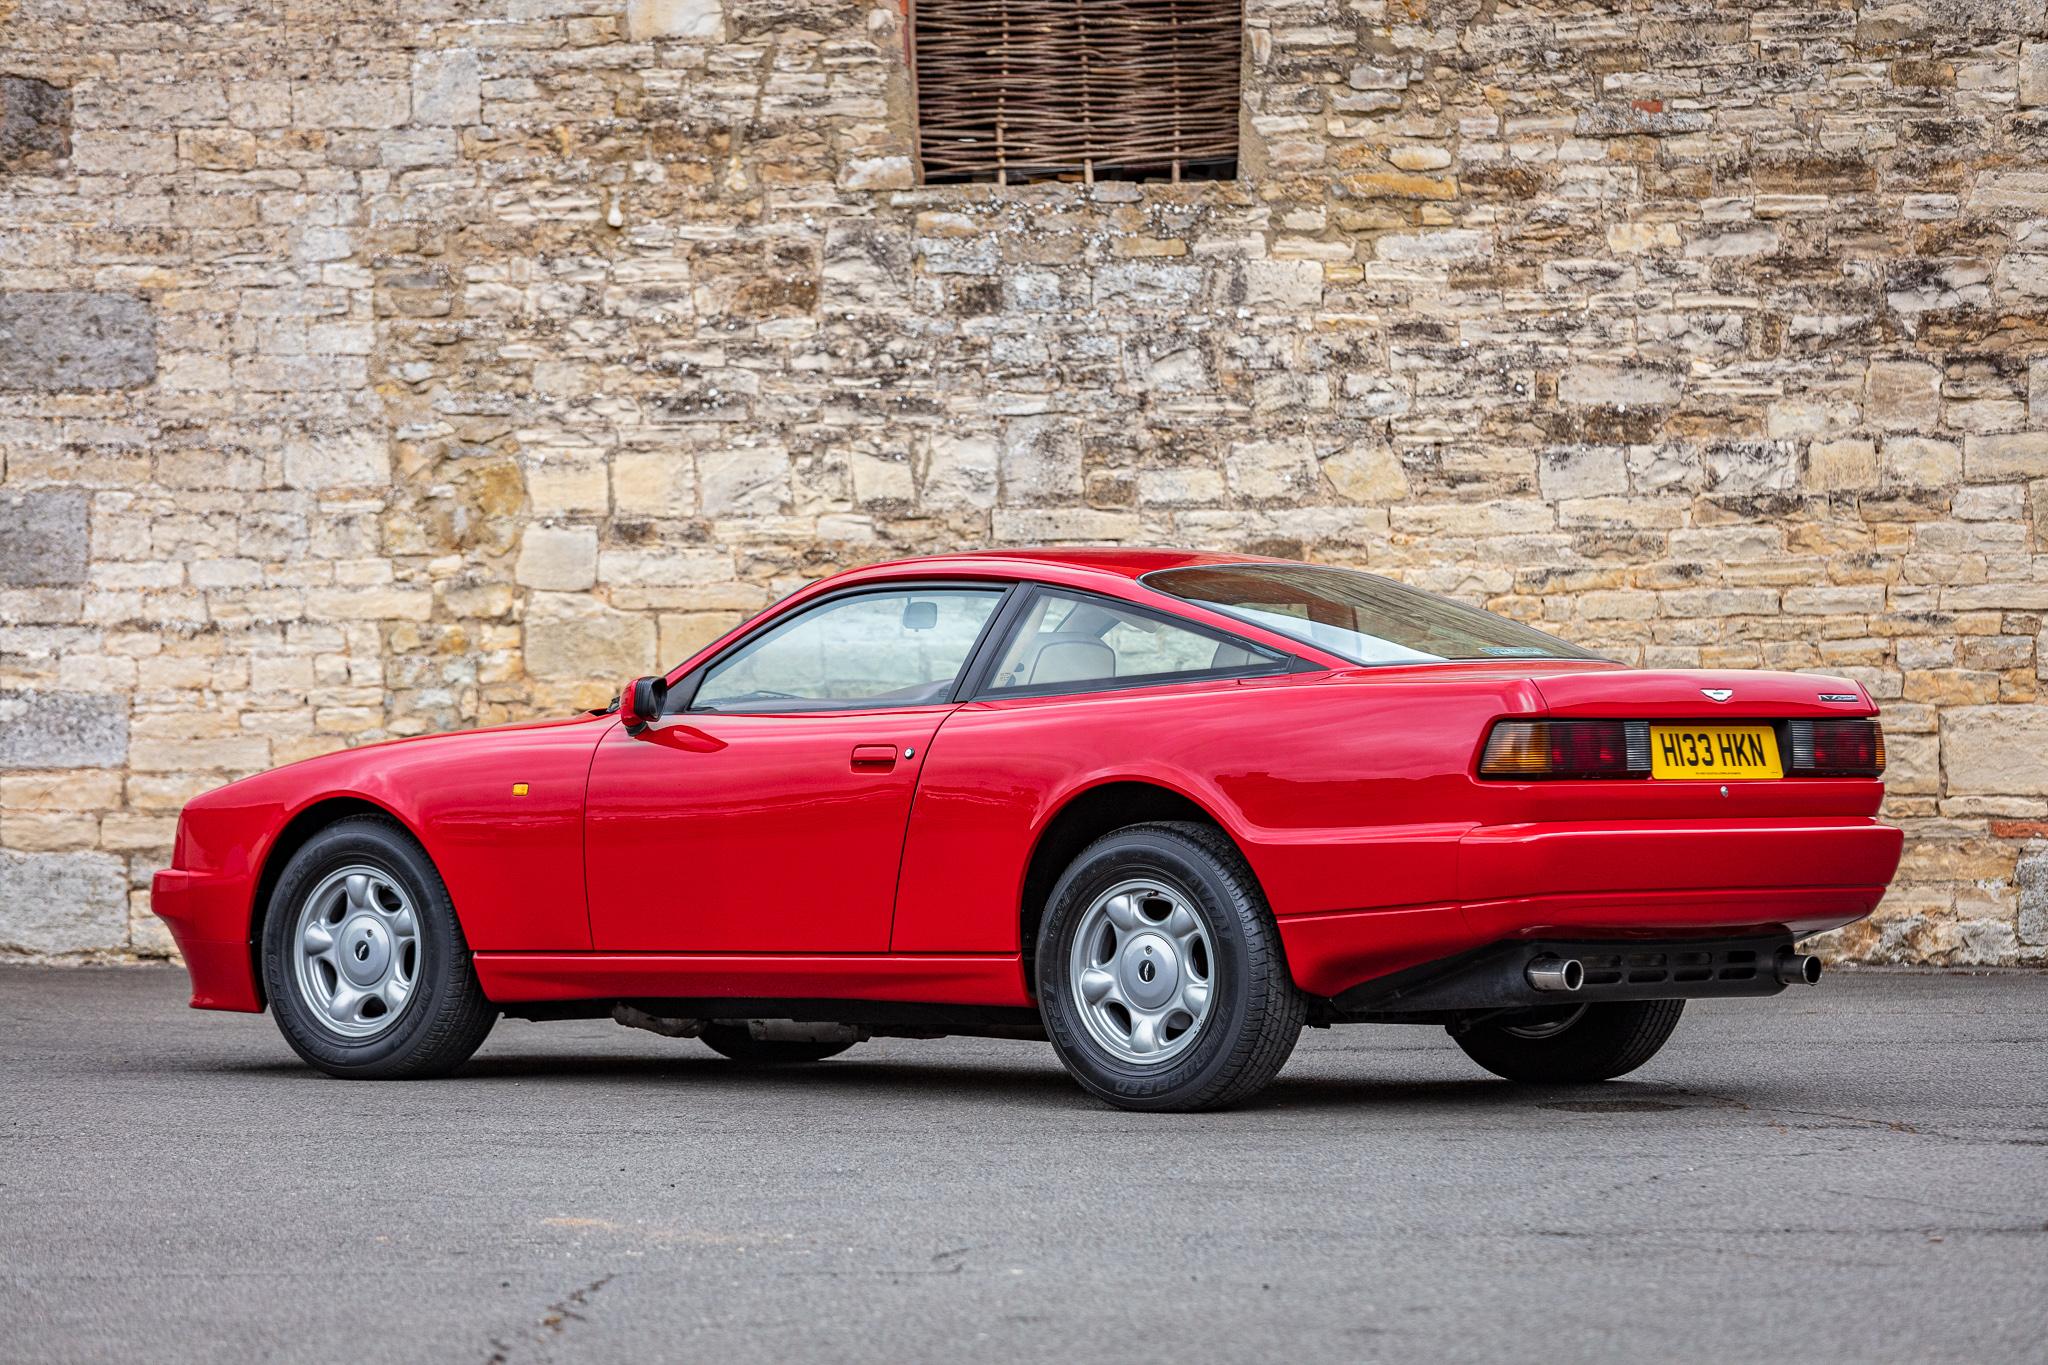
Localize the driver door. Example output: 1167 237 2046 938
583 584 1008 952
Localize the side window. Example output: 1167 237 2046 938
693 589 1003 712
981 590 1281 695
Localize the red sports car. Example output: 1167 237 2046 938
154 550 1902 1110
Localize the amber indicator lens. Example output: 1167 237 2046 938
1479 720 1650 779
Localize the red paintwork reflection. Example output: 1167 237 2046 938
585 709 951 952
155 548 1904 1015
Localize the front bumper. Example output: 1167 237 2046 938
151 868 263 1012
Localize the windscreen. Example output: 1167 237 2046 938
1144 563 1603 666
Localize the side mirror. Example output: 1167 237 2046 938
619 675 668 735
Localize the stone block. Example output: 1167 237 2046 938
1 770 124 810
178 128 255 170
0 292 155 391
596 547 729 590
2020 846 2048 946
70 130 175 174
1807 439 1879 491
1997 253 2048 303
292 80 411 130
851 451 914 506
1321 442 1409 503
1348 63 1408 90
527 458 608 516
1883 437 1961 487
612 450 695 517
1539 446 1628 501
1000 419 1082 504
1 75 69 171
626 0 724 39
0 691 128 769
1227 438 1318 500
839 157 913 191
304 587 433 621
524 593 655 681
1865 359 1942 431
1095 263 1201 306
0 491 89 587
412 50 480 126
1704 442 1799 493
0 851 128 955
1971 171 2048 213
822 224 911 309
2023 42 2048 108
920 435 1000 511
1963 432 2048 479
1374 229 1490 262
515 525 598 591
659 611 743 666
1560 364 1682 408
699 446 788 517
1240 260 1323 308
283 432 391 489
1944 706 2048 796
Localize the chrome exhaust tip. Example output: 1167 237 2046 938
1775 952 1823 986
1525 956 1585 993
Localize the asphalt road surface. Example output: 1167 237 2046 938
3 966 2045 1364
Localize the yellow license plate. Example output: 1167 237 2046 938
1650 724 1782 780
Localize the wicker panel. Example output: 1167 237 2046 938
911 0 1243 184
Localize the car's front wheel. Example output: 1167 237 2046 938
1449 999 1684 1084
1036 822 1303 1112
261 815 497 1079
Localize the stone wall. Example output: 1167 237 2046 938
2 0 2045 963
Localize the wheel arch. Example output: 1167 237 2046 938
1016 778 1257 996
246 794 421 1007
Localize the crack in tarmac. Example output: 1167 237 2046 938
485 1275 614 1365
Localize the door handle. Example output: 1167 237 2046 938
850 743 898 771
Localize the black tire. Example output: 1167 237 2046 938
1450 999 1685 1084
1035 821 1304 1112
698 1022 855 1065
261 815 497 1079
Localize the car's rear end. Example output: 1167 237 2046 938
1139 562 1903 1027
1333 666 1900 1018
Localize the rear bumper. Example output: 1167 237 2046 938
1278 816 1901 1000
151 868 263 1012
1457 815 1902 905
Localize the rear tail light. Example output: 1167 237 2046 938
1786 718 1885 777
1479 720 1651 779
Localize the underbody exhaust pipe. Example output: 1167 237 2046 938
1775 952 1823 986
1525 956 1585 993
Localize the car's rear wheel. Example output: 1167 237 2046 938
698 1022 856 1065
1036 822 1303 1112
1450 999 1684 1084
261 815 497 1079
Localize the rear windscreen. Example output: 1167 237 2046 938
1144 563 1603 666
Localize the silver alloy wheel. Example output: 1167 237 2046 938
1503 1004 1588 1040
291 864 421 1039
1068 877 1214 1066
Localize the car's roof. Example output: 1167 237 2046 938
835 547 1276 583
753 549 1349 673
